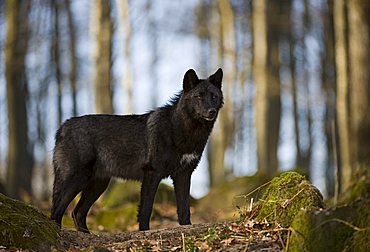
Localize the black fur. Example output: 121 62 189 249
51 68 224 232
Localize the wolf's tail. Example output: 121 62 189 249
51 127 64 222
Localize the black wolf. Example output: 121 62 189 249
51 68 223 232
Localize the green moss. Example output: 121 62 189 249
340 166 370 204
102 180 141 208
0 193 60 251
345 230 370 252
255 172 324 227
288 198 370 252
61 214 75 229
93 203 138 231
289 209 353 251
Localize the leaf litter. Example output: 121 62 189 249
57 218 288 251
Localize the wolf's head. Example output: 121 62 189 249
180 68 223 122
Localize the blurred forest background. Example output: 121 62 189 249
0 0 369 206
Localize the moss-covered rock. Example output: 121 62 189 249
61 213 75 230
340 167 370 204
288 198 370 252
93 203 138 232
102 180 141 208
0 193 60 251
254 172 324 227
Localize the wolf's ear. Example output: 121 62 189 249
183 69 199 92
209 68 223 89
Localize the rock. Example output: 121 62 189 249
0 193 60 251
340 168 370 203
254 172 324 227
288 198 370 252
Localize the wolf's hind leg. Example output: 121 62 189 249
72 178 110 233
51 173 90 227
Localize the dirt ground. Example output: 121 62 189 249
58 221 287 251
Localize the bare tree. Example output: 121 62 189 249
297 0 312 174
52 0 63 125
347 0 370 174
93 0 114 114
194 1 211 77
334 0 351 193
207 0 236 187
65 0 78 116
146 0 159 108
335 0 370 194
321 0 336 197
266 0 281 175
286 0 301 172
116 0 134 113
5 0 34 199
252 0 269 174
252 0 281 176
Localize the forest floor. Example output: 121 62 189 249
53 197 288 251
59 220 287 251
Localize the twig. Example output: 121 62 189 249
230 235 249 240
234 181 272 199
281 188 305 208
311 218 370 232
182 232 185 252
251 228 289 234
248 198 254 212
284 227 293 251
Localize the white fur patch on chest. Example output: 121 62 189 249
180 153 200 165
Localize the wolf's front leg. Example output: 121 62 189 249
138 169 161 231
173 170 192 225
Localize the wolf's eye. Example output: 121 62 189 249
212 94 218 100
196 93 204 99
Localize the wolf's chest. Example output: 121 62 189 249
180 152 200 166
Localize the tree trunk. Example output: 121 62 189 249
321 0 336 197
65 0 78 117
147 0 159 108
288 1 301 171
93 0 113 114
252 0 269 174
334 0 351 193
116 0 134 113
347 0 370 168
252 0 281 176
52 0 63 125
195 0 211 76
266 0 281 175
294 0 313 174
5 0 34 199
194 0 218 187
207 0 236 187
218 0 236 154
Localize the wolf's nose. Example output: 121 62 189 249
208 108 216 117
